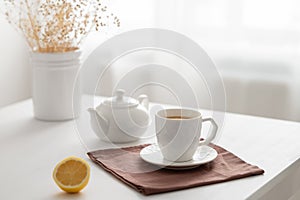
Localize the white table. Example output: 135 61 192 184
0 97 300 200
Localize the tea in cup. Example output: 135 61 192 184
155 108 218 162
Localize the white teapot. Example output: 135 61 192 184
87 89 151 143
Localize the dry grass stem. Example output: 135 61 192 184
2 0 120 53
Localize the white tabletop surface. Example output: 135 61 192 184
0 97 300 200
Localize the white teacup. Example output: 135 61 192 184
155 108 218 162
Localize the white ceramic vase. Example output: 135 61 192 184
30 50 81 121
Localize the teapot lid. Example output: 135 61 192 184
103 89 138 108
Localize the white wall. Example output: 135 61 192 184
0 17 31 107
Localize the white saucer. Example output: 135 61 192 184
140 144 218 170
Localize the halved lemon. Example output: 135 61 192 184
53 156 90 193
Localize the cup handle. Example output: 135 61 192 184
199 117 218 146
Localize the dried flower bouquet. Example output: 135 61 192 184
2 0 120 53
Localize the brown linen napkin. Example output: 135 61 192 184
87 144 264 195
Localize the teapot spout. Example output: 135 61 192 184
87 108 109 134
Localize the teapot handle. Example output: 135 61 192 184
138 95 149 110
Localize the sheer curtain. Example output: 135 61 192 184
165 0 300 121
84 0 300 121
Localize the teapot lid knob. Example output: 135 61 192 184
102 89 138 107
115 89 125 101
